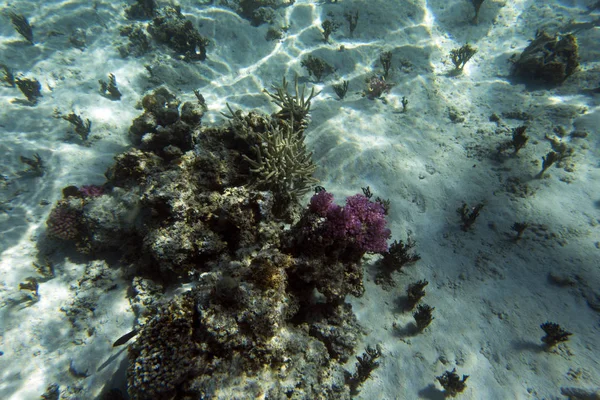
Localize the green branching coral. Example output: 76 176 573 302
242 118 318 201
263 76 320 128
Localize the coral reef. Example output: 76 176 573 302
125 0 157 20
43 86 381 397
127 293 198 399
129 87 203 157
118 24 152 57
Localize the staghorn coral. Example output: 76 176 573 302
263 76 320 128
242 118 318 205
41 86 381 398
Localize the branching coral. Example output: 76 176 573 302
8 12 33 44
345 345 382 396
437 368 469 396
540 321 572 348
263 76 320 127
242 118 318 201
450 44 477 72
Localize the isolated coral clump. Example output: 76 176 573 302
363 75 393 99
148 6 210 61
512 31 579 84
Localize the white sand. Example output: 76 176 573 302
0 0 599 399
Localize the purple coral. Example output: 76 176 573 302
364 75 393 99
342 194 391 253
308 191 391 253
309 190 335 217
79 185 104 198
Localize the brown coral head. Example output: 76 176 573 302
46 202 82 241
